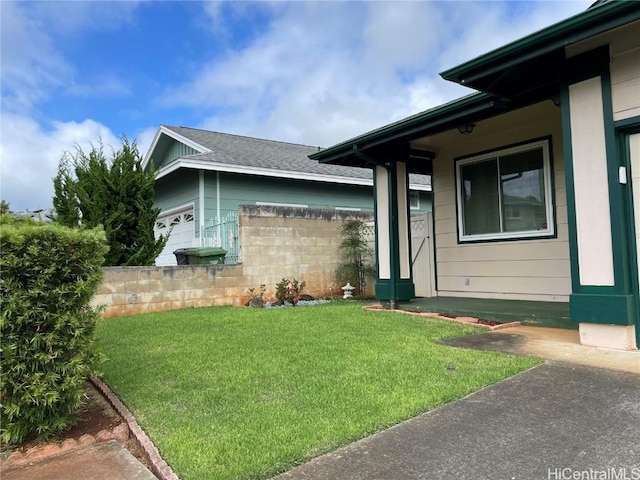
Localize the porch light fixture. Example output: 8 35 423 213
458 123 475 135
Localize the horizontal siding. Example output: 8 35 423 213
611 43 640 121
436 290 568 303
203 171 432 220
430 101 570 301
566 19 640 120
436 240 569 262
438 259 569 278
437 276 570 296
154 169 198 214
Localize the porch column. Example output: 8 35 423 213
562 46 637 350
374 162 415 305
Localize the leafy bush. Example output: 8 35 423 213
53 137 168 266
0 222 108 444
275 278 306 305
335 220 375 295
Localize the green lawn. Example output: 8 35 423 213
96 302 541 480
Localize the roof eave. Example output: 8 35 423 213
142 125 210 170
156 158 431 191
309 92 494 163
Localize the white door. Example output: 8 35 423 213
154 209 196 266
411 212 435 297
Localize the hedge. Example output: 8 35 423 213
0 218 108 444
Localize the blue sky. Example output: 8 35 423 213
1 0 592 211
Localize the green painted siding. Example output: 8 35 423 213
160 140 198 166
154 169 199 216
200 171 431 221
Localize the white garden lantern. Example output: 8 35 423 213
341 282 355 299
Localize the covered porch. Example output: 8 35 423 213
310 2 640 351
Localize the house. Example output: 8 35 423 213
144 125 431 265
310 1 640 351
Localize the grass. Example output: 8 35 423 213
96 302 541 480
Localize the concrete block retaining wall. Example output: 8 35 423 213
94 206 374 317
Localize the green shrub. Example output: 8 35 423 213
275 278 306 305
0 222 108 445
335 220 375 295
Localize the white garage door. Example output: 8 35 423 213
154 209 196 266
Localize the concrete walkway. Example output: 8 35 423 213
276 327 639 480
3 441 157 480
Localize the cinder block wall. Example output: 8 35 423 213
94 206 374 317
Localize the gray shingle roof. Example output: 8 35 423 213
163 125 430 188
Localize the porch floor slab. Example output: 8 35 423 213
397 296 573 329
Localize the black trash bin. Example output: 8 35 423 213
173 248 189 265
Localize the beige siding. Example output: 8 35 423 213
611 35 640 121
565 19 640 122
428 101 570 302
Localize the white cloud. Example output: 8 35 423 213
0 1 71 111
0 1 143 211
0 0 595 211
66 73 133 99
164 1 592 148
1 1 142 111
0 113 119 211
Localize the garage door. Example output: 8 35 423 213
154 209 196 266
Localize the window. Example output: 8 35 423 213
456 139 554 242
409 191 420 210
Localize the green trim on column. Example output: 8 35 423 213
388 163 400 287
372 160 416 303
561 44 638 327
570 293 635 326
398 161 414 282
395 278 415 301
602 67 633 294
373 165 381 284
375 279 392 299
560 82 581 294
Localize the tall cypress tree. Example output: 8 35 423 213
53 137 168 266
